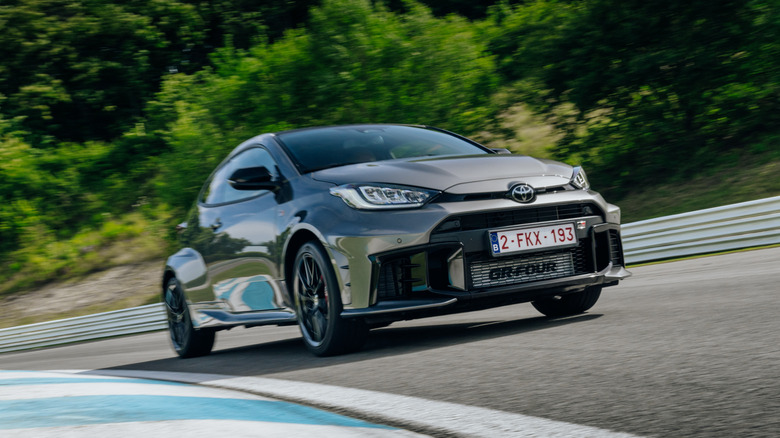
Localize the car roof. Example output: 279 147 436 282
271 123 429 136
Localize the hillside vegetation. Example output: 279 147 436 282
1 0 778 297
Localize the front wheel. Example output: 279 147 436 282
531 286 602 317
164 277 215 358
293 242 368 356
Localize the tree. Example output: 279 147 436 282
151 0 500 210
0 0 204 142
487 0 779 192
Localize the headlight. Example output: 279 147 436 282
570 166 590 190
329 184 439 210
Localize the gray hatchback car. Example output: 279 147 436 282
163 124 630 357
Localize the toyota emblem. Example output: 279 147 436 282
509 183 536 203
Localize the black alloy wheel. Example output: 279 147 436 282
164 277 215 358
293 242 367 356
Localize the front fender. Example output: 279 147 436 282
282 221 354 306
165 248 210 303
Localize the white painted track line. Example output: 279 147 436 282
2 420 417 438
209 376 641 438
0 381 268 401
0 370 422 437
92 370 642 437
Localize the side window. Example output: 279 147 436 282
201 147 280 205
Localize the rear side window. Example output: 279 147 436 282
200 147 279 205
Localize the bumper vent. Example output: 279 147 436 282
571 240 592 274
376 257 422 300
608 229 625 266
594 227 625 271
434 203 602 234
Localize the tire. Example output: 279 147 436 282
531 285 602 318
293 242 368 356
163 277 215 358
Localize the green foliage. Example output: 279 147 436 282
486 0 779 195
0 210 171 296
0 0 318 143
0 131 167 252
617 158 780 223
0 0 206 142
187 0 319 46
152 0 499 210
385 0 524 19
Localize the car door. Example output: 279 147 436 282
194 146 287 314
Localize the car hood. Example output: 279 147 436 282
310 154 574 193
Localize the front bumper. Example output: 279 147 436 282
332 196 631 320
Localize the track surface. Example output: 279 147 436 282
2 247 779 437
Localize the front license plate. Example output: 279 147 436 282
490 223 577 256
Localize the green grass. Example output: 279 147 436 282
0 211 173 298
0 292 161 329
473 103 559 159
614 156 780 223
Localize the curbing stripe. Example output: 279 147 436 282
1 420 421 438
90 370 642 438
0 370 416 437
0 395 393 430
208 376 641 438
0 382 268 401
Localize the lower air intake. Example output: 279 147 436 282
470 251 575 288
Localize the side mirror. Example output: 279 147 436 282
491 148 512 155
228 166 280 191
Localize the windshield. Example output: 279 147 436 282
275 125 490 173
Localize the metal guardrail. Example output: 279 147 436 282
2 195 779 353
0 304 167 354
622 195 780 264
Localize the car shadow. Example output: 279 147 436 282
102 313 602 377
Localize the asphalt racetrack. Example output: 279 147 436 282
2 247 779 437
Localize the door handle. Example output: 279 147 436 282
210 220 222 231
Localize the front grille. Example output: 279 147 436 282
436 187 569 203
468 240 592 289
433 203 602 234
571 240 592 274
470 252 574 288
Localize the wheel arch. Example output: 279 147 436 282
162 248 208 297
162 268 176 294
283 228 322 301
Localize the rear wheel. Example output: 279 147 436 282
531 286 602 317
293 242 368 356
164 277 215 358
